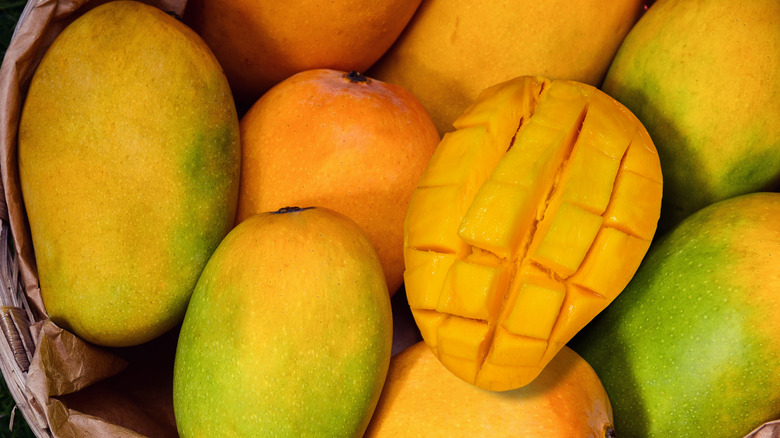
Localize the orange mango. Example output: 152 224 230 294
403 76 662 390
365 342 615 437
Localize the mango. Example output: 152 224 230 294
173 207 392 437
236 69 440 297
404 75 662 391
570 192 780 437
185 0 423 107
17 0 240 347
365 342 615 437
368 0 645 135
601 0 780 231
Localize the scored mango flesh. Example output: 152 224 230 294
403 76 662 391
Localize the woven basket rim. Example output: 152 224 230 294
0 219 51 437
0 0 55 435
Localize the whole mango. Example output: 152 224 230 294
185 0 422 107
236 69 440 297
365 342 615 437
369 0 646 135
602 0 780 231
570 192 780 437
173 206 392 437
18 0 240 347
404 75 662 391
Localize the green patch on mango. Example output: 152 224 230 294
173 207 392 437
570 192 780 437
602 0 780 232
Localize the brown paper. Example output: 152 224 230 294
746 420 780 438
1 0 188 436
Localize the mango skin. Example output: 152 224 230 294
18 1 240 347
173 207 393 438
570 192 780 437
602 0 780 231
368 0 645 135
365 343 614 437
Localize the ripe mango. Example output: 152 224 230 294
365 342 615 437
235 69 440 297
173 207 392 437
185 0 423 107
602 0 780 231
404 76 662 391
369 0 645 134
570 192 780 437
18 1 240 347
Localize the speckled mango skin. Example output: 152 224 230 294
602 0 780 231
18 1 240 347
403 76 662 391
570 192 780 437
173 207 392 438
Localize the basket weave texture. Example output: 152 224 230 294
2 1 55 434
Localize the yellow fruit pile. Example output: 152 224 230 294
9 0 778 436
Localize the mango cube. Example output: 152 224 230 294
457 181 534 259
528 201 604 277
487 327 548 367
436 260 509 320
604 170 664 240
403 248 457 310
417 125 498 188
503 282 566 340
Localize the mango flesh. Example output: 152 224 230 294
404 76 662 391
570 192 780 437
368 0 645 135
366 343 614 437
173 207 393 437
17 0 240 347
602 0 780 231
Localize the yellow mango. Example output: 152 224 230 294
368 0 645 135
404 75 662 390
18 1 240 347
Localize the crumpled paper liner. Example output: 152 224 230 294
746 421 780 438
1 0 187 436
0 0 776 437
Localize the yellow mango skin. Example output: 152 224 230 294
18 1 240 347
173 207 392 437
368 0 645 135
602 0 780 231
404 76 662 391
365 342 614 437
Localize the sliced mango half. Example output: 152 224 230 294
403 76 662 391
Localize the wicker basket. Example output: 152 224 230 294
0 203 47 436
1 1 53 435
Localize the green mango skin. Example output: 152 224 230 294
173 207 393 438
602 0 780 232
569 192 780 437
18 1 240 347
